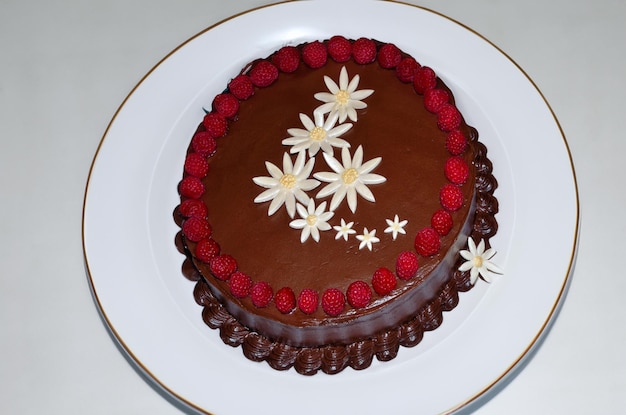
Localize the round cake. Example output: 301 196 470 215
174 36 500 375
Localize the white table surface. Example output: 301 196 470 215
1 0 623 413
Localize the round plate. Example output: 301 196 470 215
82 1 579 414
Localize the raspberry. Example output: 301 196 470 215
413 66 437 94
377 43 402 69
179 176 204 199
439 183 464 211
250 281 273 307
302 41 328 69
179 198 208 218
184 152 209 178
446 130 468 155
229 271 252 298
321 288 345 316
228 74 254 100
445 156 470 185
249 60 279 87
212 93 239 119
182 216 211 242
209 254 237 281
272 46 300 73
431 209 453 236
395 57 420 83
191 131 217 157
395 251 419 280
298 288 319 314
194 237 220 263
352 37 377 64
414 227 441 257
274 287 296 314
327 35 352 62
346 280 372 309
371 267 397 296
202 112 228 138
424 88 450 113
437 104 462 132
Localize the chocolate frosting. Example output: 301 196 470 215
175 39 499 374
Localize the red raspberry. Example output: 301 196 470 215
302 41 328 69
212 93 239 119
431 209 453 236
249 60 279 87
228 74 254 100
274 287 296 314
395 57 420 83
352 37 377 64
250 281 273 307
184 152 209 178
395 251 419 280
413 66 437 94
377 43 402 69
209 254 237 281
321 288 345 316
191 131 217 157
229 271 252 298
371 267 397 296
327 35 352 62
182 216 211 242
424 88 450 113
179 176 204 199
179 198 208 218
440 183 464 211
202 112 228 138
445 156 470 185
414 227 441 257
437 104 462 132
346 280 372 308
194 237 220 263
298 288 319 314
272 46 301 73
446 130 468 155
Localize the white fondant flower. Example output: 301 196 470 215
253 151 320 218
356 227 379 251
384 215 408 240
289 199 334 243
333 218 356 241
314 145 386 213
282 110 352 157
458 237 503 285
314 66 374 123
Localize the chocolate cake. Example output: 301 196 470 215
174 36 500 375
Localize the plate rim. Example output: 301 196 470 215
82 1 580 414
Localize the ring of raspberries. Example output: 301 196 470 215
178 36 471 317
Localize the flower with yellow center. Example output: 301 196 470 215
356 227 379 251
252 151 320 218
314 66 374 123
282 110 353 157
458 237 504 285
314 145 386 213
289 199 334 243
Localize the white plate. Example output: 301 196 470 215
82 1 579 414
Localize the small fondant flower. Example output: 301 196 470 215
314 145 386 213
356 227 379 251
253 151 320 218
333 218 356 241
314 66 374 123
384 215 408 240
282 110 352 157
458 237 503 284
289 199 334 243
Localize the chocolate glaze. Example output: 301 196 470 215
176 39 499 374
